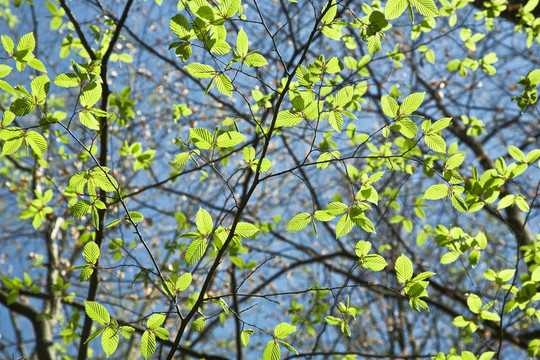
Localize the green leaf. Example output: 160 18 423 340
235 222 259 237
424 184 448 200
215 74 233 96
385 0 408 19
176 272 192 291
185 62 215 78
321 0 337 24
140 331 156 360
445 152 465 169
244 52 268 67
84 301 110 325
216 131 244 147
79 111 100 130
397 118 418 138
101 327 119 358
119 326 135 339
0 64 12 78
196 207 213 234
336 213 354 238
147 313 165 329
362 254 388 271
53 73 80 88
274 322 296 339
241 329 252 347
430 117 452 131
355 240 372 257
170 14 191 39
325 316 342 325
26 131 47 155
440 251 460 264
278 340 299 355
263 340 281 360
275 110 303 128
83 241 100 265
286 213 311 231
17 32 35 52
399 92 425 115
236 27 248 57
31 75 50 102
2 35 14 54
328 111 343 132
467 294 482 314
395 254 413 283
154 327 170 340
190 128 214 149
80 82 102 108
425 133 446 153
185 238 207 265
10 98 35 116
192 318 206 331
410 0 439 17
381 95 399 117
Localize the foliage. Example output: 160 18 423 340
0 0 539 359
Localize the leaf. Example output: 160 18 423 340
278 340 299 355
235 222 259 237
53 73 80 88
275 110 303 128
154 327 170 340
445 152 465 169
119 326 135 339
215 74 233 97
176 272 192 291
395 254 413 283
83 241 100 264
147 313 165 329
286 213 311 231
325 316 342 325
10 98 35 116
410 0 439 17
140 331 156 360
185 62 215 78
190 128 214 149
192 318 206 331
236 27 248 57
101 327 119 358
263 340 281 360
424 184 448 200
385 0 408 19
355 240 372 257
362 254 388 271
397 118 418 138
30 74 50 102
196 207 213 234
84 301 110 325
440 251 460 264
424 134 446 153
381 95 399 117
170 14 191 39
336 213 354 238
216 131 244 148
79 111 100 130
185 238 207 265
244 53 268 67
241 330 251 347
17 32 35 52
2 35 14 54
80 82 102 108
321 0 337 24
26 131 47 155
467 294 482 314
399 92 425 115
274 322 296 339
